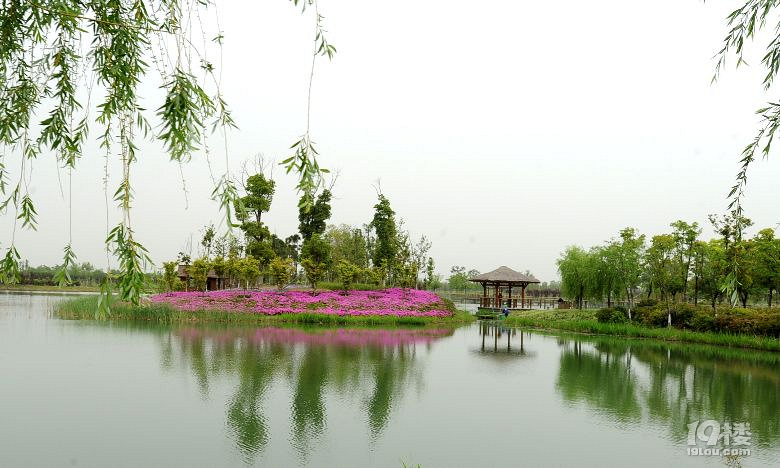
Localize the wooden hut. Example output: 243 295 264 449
469 266 540 313
177 264 226 291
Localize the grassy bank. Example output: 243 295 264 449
505 309 780 352
55 295 475 327
0 284 99 293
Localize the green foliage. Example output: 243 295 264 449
301 233 331 267
424 257 437 290
234 172 276 267
710 212 755 306
751 228 780 306
370 194 398 270
53 244 77 287
0 1 337 311
645 234 683 304
269 257 295 291
334 259 361 293
325 224 368 269
157 69 215 162
237 256 261 289
189 257 211 292
447 266 477 292
396 262 418 289
557 246 591 308
106 224 150 306
301 258 326 293
201 224 216 257
299 189 332 241
162 261 179 292
0 246 21 284
710 1 780 212
236 174 275 221
318 281 382 291
596 307 629 324
670 220 701 301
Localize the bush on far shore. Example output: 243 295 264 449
596 303 780 337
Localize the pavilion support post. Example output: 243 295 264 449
508 286 512 308
521 284 526 309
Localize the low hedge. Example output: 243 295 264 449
596 303 780 337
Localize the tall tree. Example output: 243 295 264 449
235 173 276 266
709 212 754 306
299 190 332 242
370 194 398 271
301 234 331 293
613 227 645 318
326 225 369 270
557 246 591 309
670 220 701 301
645 234 681 325
752 228 780 307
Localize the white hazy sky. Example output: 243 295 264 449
2 0 780 281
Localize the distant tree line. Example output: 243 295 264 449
557 214 780 317
171 172 438 293
16 261 108 287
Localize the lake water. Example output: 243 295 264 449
1 294 778 468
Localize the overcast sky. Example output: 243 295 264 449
2 0 780 282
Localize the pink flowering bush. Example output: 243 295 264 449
149 288 453 318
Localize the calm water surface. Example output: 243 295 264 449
1 294 778 467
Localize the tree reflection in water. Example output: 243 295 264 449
161 326 452 463
555 336 780 448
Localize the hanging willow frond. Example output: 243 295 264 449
53 243 77 287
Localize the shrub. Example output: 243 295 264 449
670 303 698 326
269 257 295 291
596 307 629 323
712 308 780 337
685 308 716 332
636 298 658 308
335 260 361 294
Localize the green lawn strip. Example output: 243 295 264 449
505 312 780 352
0 284 100 293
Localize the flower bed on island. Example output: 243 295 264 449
149 288 453 318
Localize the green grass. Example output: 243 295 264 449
505 310 780 352
55 295 476 327
0 284 100 292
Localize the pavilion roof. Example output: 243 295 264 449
468 266 540 284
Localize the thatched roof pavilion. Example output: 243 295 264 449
469 266 540 310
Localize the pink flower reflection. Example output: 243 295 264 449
175 326 453 347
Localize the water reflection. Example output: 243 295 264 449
555 336 780 448
161 326 452 463
474 321 535 358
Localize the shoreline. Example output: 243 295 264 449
504 314 780 352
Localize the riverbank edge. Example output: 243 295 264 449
55 295 476 327
0 285 99 293
504 315 780 352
